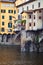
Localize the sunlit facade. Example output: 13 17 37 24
16 0 43 30
0 1 18 34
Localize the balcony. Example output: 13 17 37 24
8 29 12 32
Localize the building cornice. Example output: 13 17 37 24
16 0 36 7
21 10 33 14
21 8 43 14
0 0 16 3
0 1 15 3
33 8 43 11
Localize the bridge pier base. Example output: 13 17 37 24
21 30 43 52
21 30 26 52
21 43 25 52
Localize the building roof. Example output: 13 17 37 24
21 10 33 14
0 0 16 3
33 8 43 11
21 8 43 14
16 0 36 7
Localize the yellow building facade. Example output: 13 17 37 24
0 1 18 34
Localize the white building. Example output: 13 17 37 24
16 0 43 30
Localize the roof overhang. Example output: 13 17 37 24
21 8 43 14
21 10 33 14
16 0 36 7
0 0 16 3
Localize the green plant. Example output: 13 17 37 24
21 20 26 24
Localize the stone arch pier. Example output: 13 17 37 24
21 30 43 52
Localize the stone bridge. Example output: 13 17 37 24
0 30 43 52
0 32 21 45
21 30 43 52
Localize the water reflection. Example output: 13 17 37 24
0 46 43 65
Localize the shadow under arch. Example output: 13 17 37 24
1 33 7 42
39 39 43 52
40 39 43 43
25 40 32 52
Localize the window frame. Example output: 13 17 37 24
1 28 5 32
9 16 12 20
2 16 4 19
2 22 4 25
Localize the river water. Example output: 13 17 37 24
0 46 43 65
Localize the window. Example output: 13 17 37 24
8 10 13 13
34 15 35 19
29 23 31 26
34 11 36 13
27 6 29 11
39 16 41 19
9 16 12 20
18 15 22 19
14 10 16 14
34 22 35 26
22 7 24 11
18 15 20 19
2 16 4 19
32 4 34 9
8 23 12 28
1 28 5 32
2 22 4 25
38 2 40 7
39 10 41 13
29 15 31 19
1 10 6 13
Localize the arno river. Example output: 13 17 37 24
0 46 43 65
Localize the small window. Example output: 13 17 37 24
2 22 4 25
1 28 5 32
32 4 34 9
22 7 24 11
14 10 16 14
27 6 29 11
29 15 31 19
38 2 40 7
39 16 41 19
34 11 36 13
9 16 12 20
34 22 35 26
1 10 6 13
8 10 13 13
29 23 31 26
8 23 12 28
34 15 35 19
18 15 20 19
2 16 4 19
18 15 22 19
39 10 41 13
